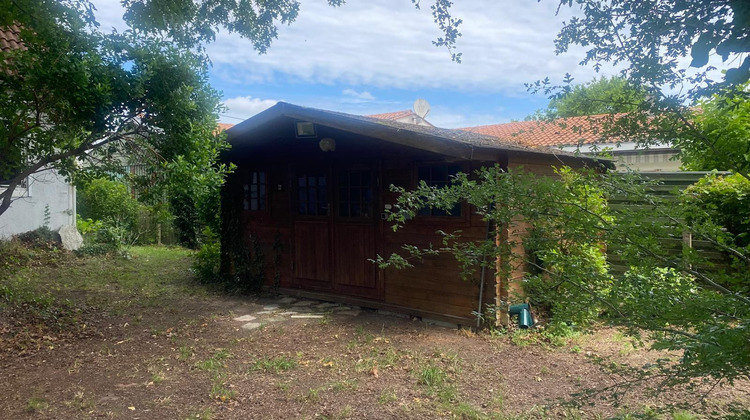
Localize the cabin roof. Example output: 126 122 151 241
227 102 613 167
460 114 620 148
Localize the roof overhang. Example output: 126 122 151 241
226 102 614 168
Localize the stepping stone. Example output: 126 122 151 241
290 314 325 319
264 317 285 323
291 300 314 307
336 310 361 317
424 318 459 329
378 310 409 319
241 322 262 330
314 303 339 309
277 297 297 304
329 306 352 312
263 304 280 311
279 311 299 316
255 311 273 315
233 315 257 322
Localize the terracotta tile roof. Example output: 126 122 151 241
460 114 617 148
0 24 25 52
366 110 416 120
217 123 235 131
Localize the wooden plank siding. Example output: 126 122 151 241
222 104 609 325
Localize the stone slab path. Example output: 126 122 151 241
230 296 361 331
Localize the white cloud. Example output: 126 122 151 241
342 89 375 101
206 0 613 95
221 96 279 122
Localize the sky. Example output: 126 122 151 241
90 1 640 128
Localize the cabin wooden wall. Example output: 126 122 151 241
379 157 495 321
225 146 588 324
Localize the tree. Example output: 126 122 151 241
680 82 750 173
0 0 232 228
526 0 750 178
0 0 465 222
538 76 648 118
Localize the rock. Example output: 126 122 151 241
290 314 324 319
335 310 361 317
263 304 280 311
233 315 257 322
291 300 314 307
277 297 297 304
241 322 262 330
58 225 83 251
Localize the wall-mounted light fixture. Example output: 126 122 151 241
295 121 316 138
319 137 336 152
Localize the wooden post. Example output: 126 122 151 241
495 225 510 327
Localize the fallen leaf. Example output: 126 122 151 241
371 367 379 378
128 406 135 410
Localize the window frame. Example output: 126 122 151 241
413 162 469 223
243 169 269 213
295 170 330 218
335 168 376 221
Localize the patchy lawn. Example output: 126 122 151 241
0 245 748 419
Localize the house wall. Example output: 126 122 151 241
0 169 76 238
226 143 498 323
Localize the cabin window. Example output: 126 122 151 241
297 173 328 216
244 170 267 211
417 164 462 217
338 170 373 218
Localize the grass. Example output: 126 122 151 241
378 388 398 405
185 407 214 420
26 396 49 412
250 355 298 374
329 379 358 392
179 345 195 361
0 245 209 324
196 349 232 371
209 376 236 402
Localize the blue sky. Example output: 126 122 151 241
90 1 707 128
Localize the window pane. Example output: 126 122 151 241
417 165 462 217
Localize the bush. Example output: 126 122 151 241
683 172 750 246
77 178 139 231
192 229 221 283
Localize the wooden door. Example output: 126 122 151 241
293 171 332 290
292 166 382 299
332 168 382 300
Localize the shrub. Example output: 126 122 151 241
683 172 750 246
193 228 221 283
77 178 139 231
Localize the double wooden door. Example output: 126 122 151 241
292 165 382 300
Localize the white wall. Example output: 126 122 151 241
0 169 76 238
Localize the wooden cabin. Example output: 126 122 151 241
222 102 608 325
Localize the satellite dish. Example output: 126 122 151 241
413 98 431 119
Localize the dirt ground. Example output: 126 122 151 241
1 246 748 419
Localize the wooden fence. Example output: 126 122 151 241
607 171 732 275
126 164 180 246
